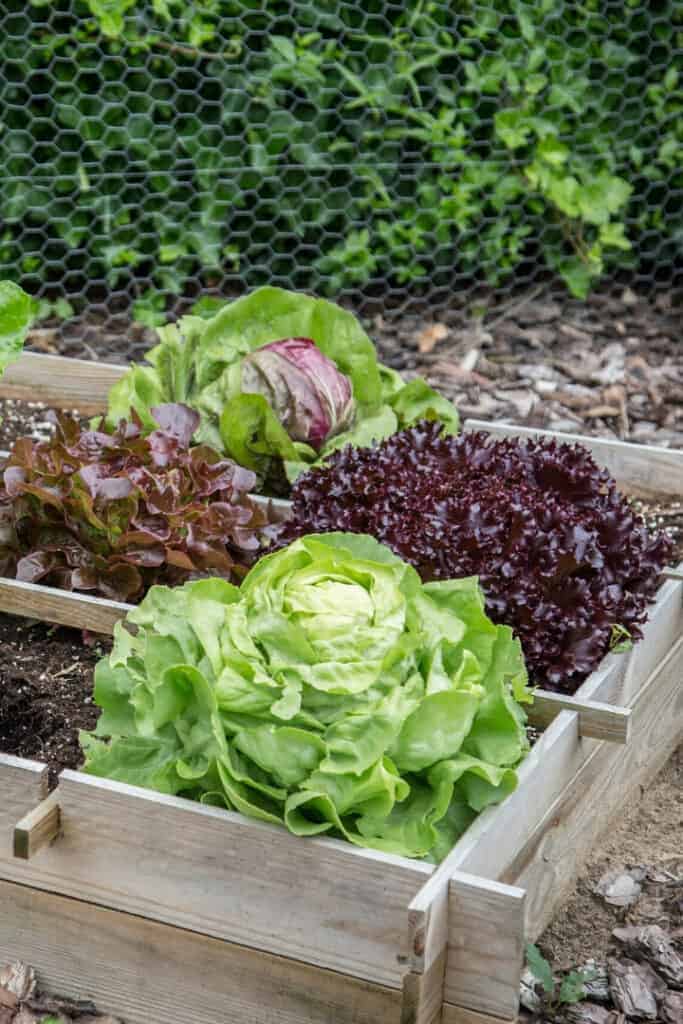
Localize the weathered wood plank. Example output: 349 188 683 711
0 577 131 634
464 419 683 499
401 949 448 1024
442 1008 517 1024
0 754 47 859
0 769 430 988
13 791 61 860
402 871 524 1024
401 858 452 1024
528 693 631 744
0 878 403 1024
444 874 525 1018
502 634 683 939
0 352 125 413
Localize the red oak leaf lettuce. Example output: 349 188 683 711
0 404 269 602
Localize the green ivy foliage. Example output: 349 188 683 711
1 1 681 304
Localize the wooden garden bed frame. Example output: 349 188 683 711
0 352 681 1024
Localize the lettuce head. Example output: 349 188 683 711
104 287 459 493
82 533 530 861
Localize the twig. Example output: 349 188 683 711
485 284 546 331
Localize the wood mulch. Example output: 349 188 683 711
372 284 683 450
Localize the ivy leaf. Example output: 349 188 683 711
548 175 580 217
271 36 297 63
559 969 594 1005
494 109 532 149
536 137 568 168
525 943 555 997
603 176 633 214
557 257 594 299
599 222 631 251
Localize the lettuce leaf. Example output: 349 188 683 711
0 281 32 377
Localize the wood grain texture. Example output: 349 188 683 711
0 754 47 859
402 872 524 1024
401 862 452 1024
0 352 125 413
401 949 448 1024
444 873 525 1017
528 693 631 743
502 634 683 940
0 769 429 988
0 878 403 1024
13 791 61 860
0 578 130 634
464 418 683 499
442 1008 517 1024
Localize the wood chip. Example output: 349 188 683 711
13 1010 45 1024
585 405 621 419
608 958 667 1019
416 322 448 353
564 1002 617 1024
595 869 643 907
661 990 683 1024
460 347 480 372
0 963 36 1001
612 924 683 987
0 988 18 1010
560 323 594 345
556 388 596 410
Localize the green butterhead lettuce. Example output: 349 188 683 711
82 533 529 861
105 287 459 490
0 280 32 377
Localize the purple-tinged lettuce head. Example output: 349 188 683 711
274 421 674 693
241 337 355 450
0 403 269 602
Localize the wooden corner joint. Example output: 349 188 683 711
13 790 61 860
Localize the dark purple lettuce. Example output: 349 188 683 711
275 421 673 693
0 404 269 602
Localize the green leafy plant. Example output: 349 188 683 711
82 532 531 861
3 3 681 302
0 280 32 375
105 287 459 492
525 943 596 1015
0 403 269 602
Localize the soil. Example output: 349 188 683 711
540 744 683 970
0 617 107 786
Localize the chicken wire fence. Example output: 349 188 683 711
1 1 681 358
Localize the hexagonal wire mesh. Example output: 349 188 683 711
0 1 681 363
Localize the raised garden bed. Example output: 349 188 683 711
0 352 681 1024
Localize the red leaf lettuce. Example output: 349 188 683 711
274 422 674 692
0 404 269 602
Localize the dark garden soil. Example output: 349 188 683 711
0 617 107 786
